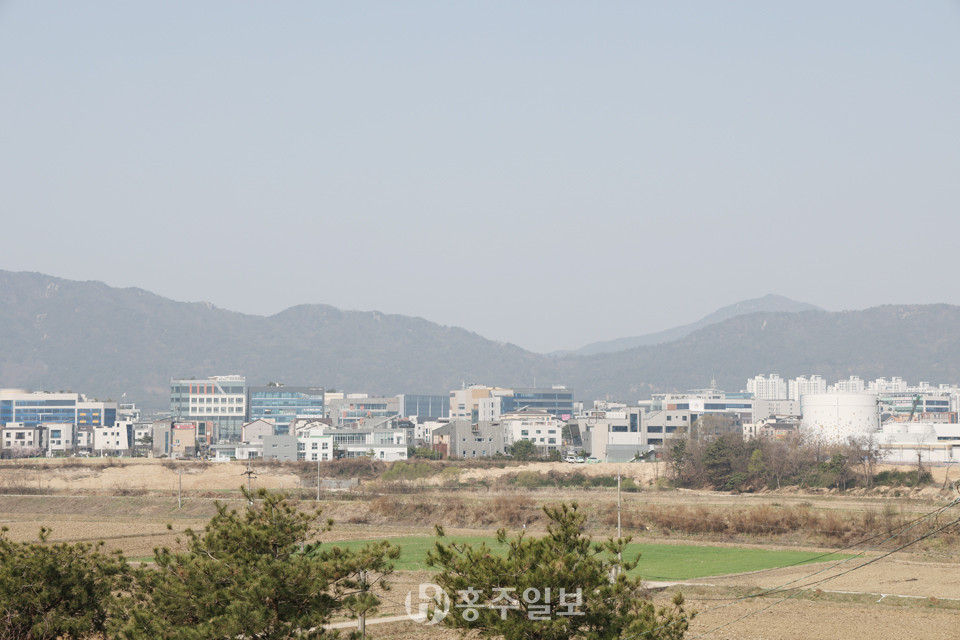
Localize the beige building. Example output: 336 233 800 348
449 385 513 422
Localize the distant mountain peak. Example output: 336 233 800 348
560 295 822 356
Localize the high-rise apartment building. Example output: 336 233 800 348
788 375 827 401
746 374 787 400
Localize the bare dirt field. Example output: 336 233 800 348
2 458 959 639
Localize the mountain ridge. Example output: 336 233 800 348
554 294 823 356
1 270 958 413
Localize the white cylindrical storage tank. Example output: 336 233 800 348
800 393 880 443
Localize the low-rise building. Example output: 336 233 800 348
241 419 276 444
93 421 134 455
431 420 507 459
0 423 45 457
500 409 564 453
45 423 76 456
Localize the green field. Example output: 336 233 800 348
323 536 848 580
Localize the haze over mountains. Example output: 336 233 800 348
555 294 823 356
2 270 959 413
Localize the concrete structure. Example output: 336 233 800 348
449 386 513 422
294 420 408 461
800 393 880 443
0 423 45 457
397 394 449 419
93 421 134 455
500 409 564 453
152 420 174 457
431 420 508 459
170 376 247 442
652 390 754 423
76 426 95 453
634 408 690 448
879 422 960 464
325 395 401 427
45 423 76 456
209 442 263 461
292 422 336 462
262 435 301 462
449 385 575 422
582 421 651 463
753 398 801 420
170 423 199 458
241 419 276 444
501 386 576 420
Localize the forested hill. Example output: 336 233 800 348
1 270 958 410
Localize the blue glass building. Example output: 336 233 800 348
247 386 325 435
0 390 117 428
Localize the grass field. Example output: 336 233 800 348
323 535 851 580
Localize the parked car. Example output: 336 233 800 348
585 457 600 464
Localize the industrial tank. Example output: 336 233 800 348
800 393 880 443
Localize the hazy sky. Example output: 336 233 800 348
2 2 958 353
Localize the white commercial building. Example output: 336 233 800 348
879 421 960 464
500 409 563 453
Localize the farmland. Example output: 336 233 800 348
1 457 959 639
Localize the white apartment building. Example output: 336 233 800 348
868 377 909 393
830 376 865 394
788 375 827 401
747 374 787 400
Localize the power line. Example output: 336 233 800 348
629 496 960 639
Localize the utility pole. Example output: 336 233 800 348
317 452 321 501
241 459 257 503
617 465 622 563
178 469 182 509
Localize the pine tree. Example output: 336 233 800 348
0 526 130 640
426 502 691 640
115 488 398 639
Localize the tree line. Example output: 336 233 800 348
1 491 689 640
666 432 930 492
